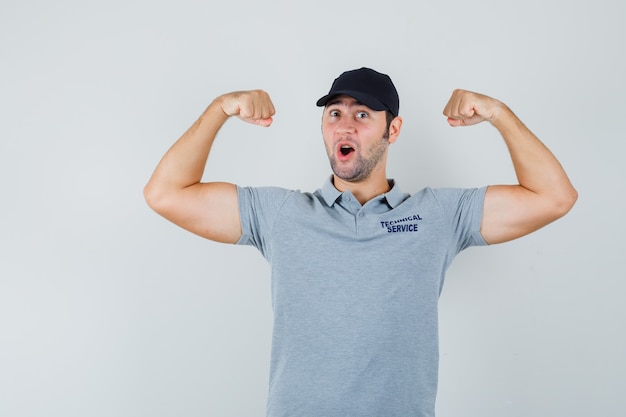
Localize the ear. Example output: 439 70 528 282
387 116 403 144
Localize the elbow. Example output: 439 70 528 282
553 185 578 219
143 182 167 214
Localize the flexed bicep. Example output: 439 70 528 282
152 181 242 244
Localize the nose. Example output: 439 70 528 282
335 116 356 134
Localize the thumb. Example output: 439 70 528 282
446 117 465 127
446 114 483 127
250 117 274 127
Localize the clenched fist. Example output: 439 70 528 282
217 89 276 127
443 89 503 127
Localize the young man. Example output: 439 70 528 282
144 67 577 417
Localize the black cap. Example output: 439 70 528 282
316 67 399 117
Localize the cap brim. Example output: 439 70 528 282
316 90 389 113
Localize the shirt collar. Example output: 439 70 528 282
319 176 405 208
383 179 405 208
320 176 343 206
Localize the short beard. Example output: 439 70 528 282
328 133 389 183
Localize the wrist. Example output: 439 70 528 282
489 102 517 131
204 97 231 122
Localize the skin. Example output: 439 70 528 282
321 95 402 203
144 88 577 246
443 89 578 243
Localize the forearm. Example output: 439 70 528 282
144 100 228 203
491 104 578 208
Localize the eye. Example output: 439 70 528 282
329 110 340 117
355 111 368 119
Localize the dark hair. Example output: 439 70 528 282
386 111 394 128
384 111 395 140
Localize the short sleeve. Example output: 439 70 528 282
236 185 294 260
430 186 488 254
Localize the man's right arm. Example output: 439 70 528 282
143 90 275 243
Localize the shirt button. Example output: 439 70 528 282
358 212 365 217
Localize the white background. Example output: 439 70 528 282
1 1 624 416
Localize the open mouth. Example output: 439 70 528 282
339 145 354 156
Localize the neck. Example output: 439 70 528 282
332 174 391 205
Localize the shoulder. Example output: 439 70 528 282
418 186 487 204
237 185 296 198
400 186 487 218
237 185 321 211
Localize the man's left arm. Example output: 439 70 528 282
443 89 578 245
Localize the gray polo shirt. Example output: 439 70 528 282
237 178 487 417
